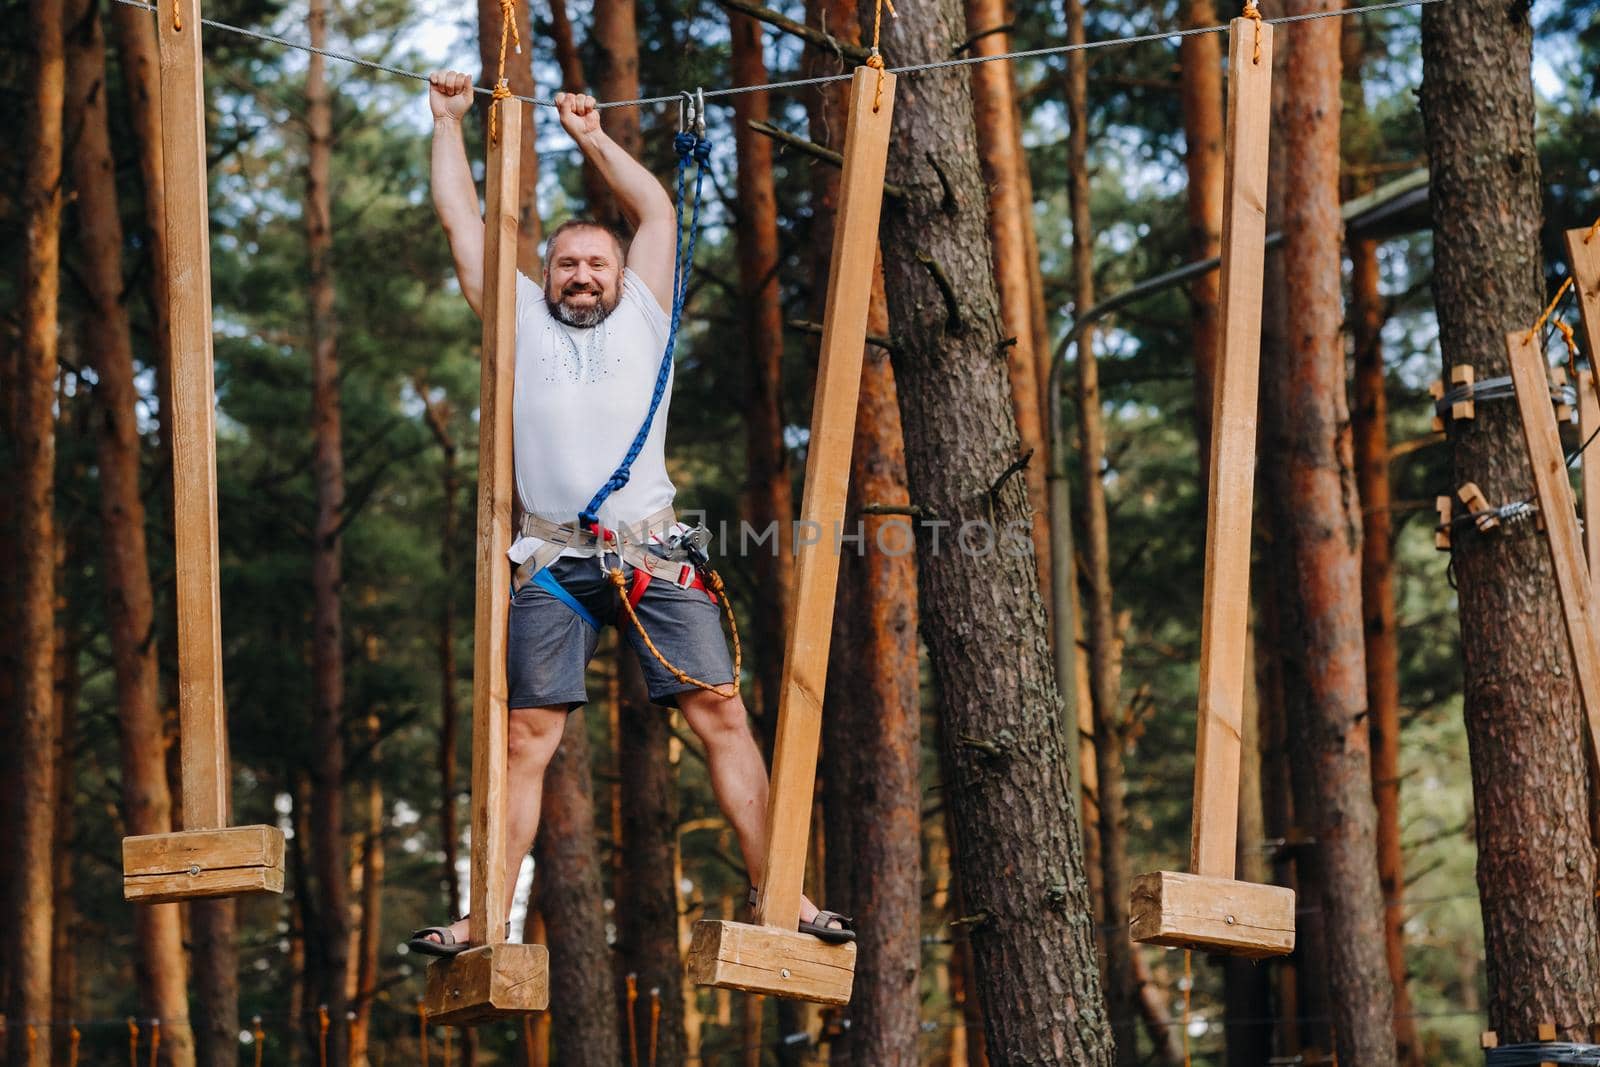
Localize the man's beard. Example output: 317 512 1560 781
547 284 618 328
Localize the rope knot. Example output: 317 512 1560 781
500 0 521 54
693 137 712 163
674 130 697 159
489 78 512 144
1242 0 1263 63
866 51 885 70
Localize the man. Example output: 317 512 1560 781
410 71 850 954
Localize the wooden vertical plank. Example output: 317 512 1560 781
1507 330 1600 769
1580 370 1600 583
755 66 896 930
159 0 227 829
467 98 521 948
1188 18 1273 879
1567 228 1600 378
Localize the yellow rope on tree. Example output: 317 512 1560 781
253 1016 266 1067
1587 213 1600 244
127 1018 139 1067
866 0 897 111
148 1020 160 1067
69 1024 80 1067
1526 275 1574 343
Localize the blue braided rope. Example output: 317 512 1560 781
578 134 707 529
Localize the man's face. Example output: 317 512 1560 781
545 227 623 328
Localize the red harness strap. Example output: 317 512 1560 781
627 564 717 609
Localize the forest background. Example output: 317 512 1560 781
3 0 1599 1062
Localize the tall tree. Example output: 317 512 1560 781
1062 0 1137 1056
1420 0 1600 1041
1262 7 1396 1064
534 718 622 1065
821 267 922 1067
305 0 350 1057
1345 22 1420 1062
966 0 1051 601
870 0 1112 1056
590 0 641 228
49 538 77 1067
733 5 796 722
1179 0 1225 455
64 1 195 1061
10 0 64 1060
615 655 687 1066
349 712 385 1066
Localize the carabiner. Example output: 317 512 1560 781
679 90 697 136
694 87 706 138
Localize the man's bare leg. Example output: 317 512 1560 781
422 704 568 946
677 687 833 926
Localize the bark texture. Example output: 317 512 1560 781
305 2 350 1056
1179 0 1224 459
590 0 641 227
733 5 796 724
821 268 922 1067
869 0 1112 1056
966 0 1051 602
1263 9 1396 1064
615 655 686 1067
1351 231 1422 1065
534 716 622 1065
1419 0 1600 1040
65 3 194 1060
11 0 63 1060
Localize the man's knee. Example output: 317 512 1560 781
682 691 753 749
507 706 567 768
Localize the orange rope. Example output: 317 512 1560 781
171 0 181 31
254 1016 266 1067
608 566 741 699
127 1017 139 1067
149 1019 161 1067
488 0 520 144
626 973 640 1067
865 0 898 111
1587 214 1600 244
1526 276 1575 343
1241 0 1263 63
318 1005 330 1067
418 1001 430 1067
443 1025 453 1067
27 1025 37 1059
69 1024 81 1067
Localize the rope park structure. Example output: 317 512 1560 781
103 0 1599 1043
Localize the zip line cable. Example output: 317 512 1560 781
108 0 1447 112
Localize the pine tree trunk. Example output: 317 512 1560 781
1420 0 1600 1041
477 0 542 273
544 0 609 213
1178 0 1224 457
420 387 465 916
305 1 350 1058
872 0 1112 1055
50 558 77 1067
1262 9 1396 1064
191 900 240 1063
350 714 384 1066
1221 638 1272 1065
10 0 63 1058
534 717 622 1065
1063 0 1136 1056
1351 231 1422 1065
615 653 686 1067
966 0 1051 602
733 3 796 725
590 0 641 227
821 265 922 1067
65 2 195 1059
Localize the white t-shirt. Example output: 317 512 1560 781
507 267 678 565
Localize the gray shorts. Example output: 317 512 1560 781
506 551 735 710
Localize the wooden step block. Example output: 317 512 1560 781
123 825 285 903
1129 870 1295 958
687 920 856 1005
424 944 550 1025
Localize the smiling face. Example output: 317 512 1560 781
544 225 625 328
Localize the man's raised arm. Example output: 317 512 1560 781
430 71 486 317
556 93 676 312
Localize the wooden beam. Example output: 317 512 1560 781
1507 329 1600 770
686 921 856 1005
1579 369 1600 581
467 96 521 950
122 826 285 903
424 944 550 1025
1186 16 1273 882
1567 227 1600 373
1129 871 1294 959
163 0 227 829
754 65 896 933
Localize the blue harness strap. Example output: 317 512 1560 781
577 127 710 530
531 566 600 630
